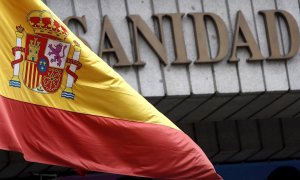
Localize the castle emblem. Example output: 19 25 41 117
9 10 82 99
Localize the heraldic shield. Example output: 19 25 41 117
9 10 82 99
24 34 70 93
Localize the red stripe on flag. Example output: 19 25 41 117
0 95 221 180
31 62 38 89
32 63 36 88
36 70 40 88
28 62 33 88
35 63 39 88
24 61 29 86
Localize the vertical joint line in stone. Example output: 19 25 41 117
175 0 180 12
175 0 191 94
278 118 286 155
225 0 242 93
192 123 199 145
211 121 221 161
125 0 142 94
71 0 79 35
290 98 300 117
245 119 263 160
96 0 103 53
265 119 284 159
150 0 168 96
250 0 267 91
98 0 111 66
176 0 193 94
201 0 218 92
234 120 242 157
274 0 291 90
176 94 214 123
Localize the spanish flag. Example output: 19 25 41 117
0 0 221 179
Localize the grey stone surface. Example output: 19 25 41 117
73 0 101 53
0 152 30 178
126 0 165 97
227 0 265 93
291 151 300 158
145 97 161 105
152 0 190 96
204 94 258 121
0 151 8 169
182 95 234 123
274 98 300 118
47 0 74 24
155 96 185 114
17 164 50 178
211 120 240 163
45 166 69 172
178 0 215 95
177 123 195 140
203 0 240 94
252 0 289 92
100 0 139 91
195 121 219 158
228 93 283 120
270 118 300 159
227 119 260 162
251 93 300 119
166 95 210 122
295 111 300 118
248 119 283 161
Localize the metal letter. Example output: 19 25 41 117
63 15 91 48
189 12 229 64
259 10 300 60
127 15 168 66
99 15 132 67
229 11 264 62
164 13 190 64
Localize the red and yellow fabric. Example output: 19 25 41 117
0 0 221 179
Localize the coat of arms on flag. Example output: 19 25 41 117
9 10 82 99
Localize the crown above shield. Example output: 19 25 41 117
27 10 69 40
